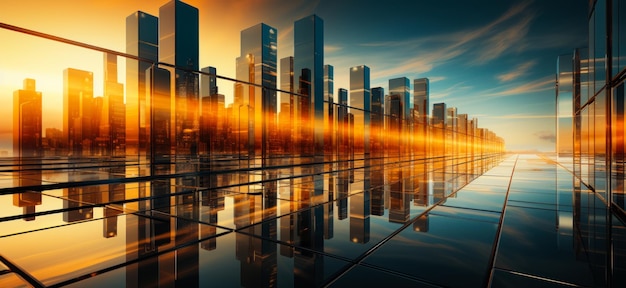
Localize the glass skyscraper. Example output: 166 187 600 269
324 64 334 154
102 53 125 156
413 78 429 125
389 77 410 153
389 77 411 123
294 14 324 156
350 65 371 154
63 68 94 157
414 78 429 156
159 0 199 157
13 78 42 159
556 54 574 156
125 10 158 157
200 66 223 154
337 88 348 157
371 87 384 155
279 56 293 153
236 23 278 158
432 102 447 126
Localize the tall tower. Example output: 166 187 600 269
413 78 429 125
159 3 200 286
350 65 371 155
13 78 42 159
63 68 94 157
414 78 429 156
556 54 574 156
200 66 223 154
446 107 457 156
324 65 334 155
126 10 158 157
159 0 199 157
294 14 324 155
371 87 384 156
432 103 447 126
236 23 278 158
12 79 42 221
102 53 125 156
279 56 294 153
389 77 410 153
337 88 348 158
389 77 411 123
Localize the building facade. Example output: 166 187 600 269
159 0 199 157
350 65 370 155
294 14 324 155
236 23 278 158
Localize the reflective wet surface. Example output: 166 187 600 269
0 154 624 287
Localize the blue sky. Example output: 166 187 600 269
0 0 589 152
312 0 588 151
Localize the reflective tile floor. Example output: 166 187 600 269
0 154 624 287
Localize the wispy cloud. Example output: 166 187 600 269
430 81 472 100
497 60 537 82
483 114 554 119
485 75 554 97
356 0 535 78
471 14 534 64
324 45 342 53
534 131 556 143
429 76 446 83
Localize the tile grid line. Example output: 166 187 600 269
322 154 509 287
484 154 519 287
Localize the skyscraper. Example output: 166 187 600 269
279 56 293 153
324 65 334 155
126 10 158 157
13 78 42 159
159 0 199 157
13 78 43 221
350 65 371 154
337 88 348 157
389 77 410 153
236 23 278 158
446 107 457 130
556 53 574 156
294 14 324 155
413 78 429 124
389 77 411 123
102 53 126 156
432 102 447 126
457 113 469 155
431 102 447 155
386 94 403 154
63 68 94 157
200 66 222 154
446 107 457 156
371 87 384 155
414 78 429 156
159 5 200 280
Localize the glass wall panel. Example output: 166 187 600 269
582 107 589 183
595 0 606 91
612 0 626 77
613 82 626 210
589 102 596 188
595 91 607 200
589 9 596 97
557 54 574 156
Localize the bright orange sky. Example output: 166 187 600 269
0 0 313 154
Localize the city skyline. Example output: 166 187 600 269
0 0 588 152
2 0 503 159
0 2 623 287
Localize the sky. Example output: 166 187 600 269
0 0 588 152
